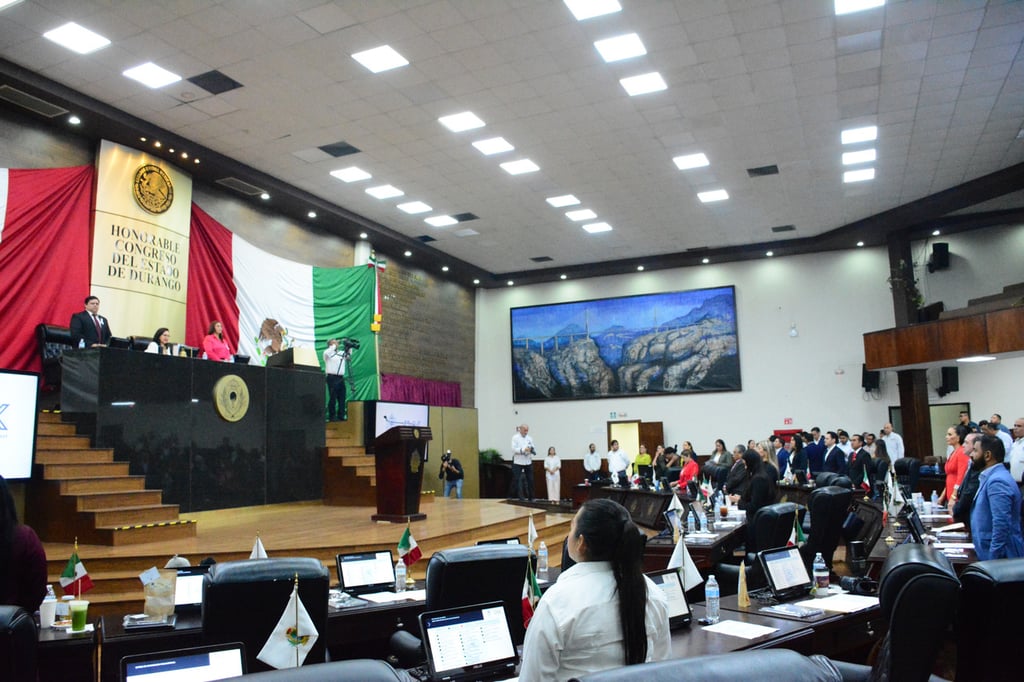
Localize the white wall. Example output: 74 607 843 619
475 225 1024 461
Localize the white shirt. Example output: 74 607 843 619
995 429 1013 455
323 345 347 375
520 561 671 682
882 431 905 459
511 432 536 466
583 450 602 473
837 442 854 456
607 448 630 474
1007 437 1024 483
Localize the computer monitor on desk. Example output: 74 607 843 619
121 642 245 682
760 546 813 601
336 550 397 595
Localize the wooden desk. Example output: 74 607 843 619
588 485 682 529
674 604 815 657
643 523 747 572
38 620 97 682
867 519 977 577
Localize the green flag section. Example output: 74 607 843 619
313 266 379 402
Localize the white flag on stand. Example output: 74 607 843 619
527 514 538 549
667 536 704 591
250 536 268 560
668 492 686 514
257 584 319 669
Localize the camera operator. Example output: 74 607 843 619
511 424 536 501
323 338 355 422
438 450 465 499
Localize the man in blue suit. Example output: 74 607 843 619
969 434 1024 561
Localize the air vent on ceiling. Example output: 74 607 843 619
0 85 68 118
747 164 780 177
453 212 479 222
187 70 243 95
771 224 796 233
530 256 553 262
215 177 267 196
318 141 361 157
416 235 436 243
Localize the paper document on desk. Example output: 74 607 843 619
360 589 426 603
702 620 778 639
794 594 878 613
934 542 974 550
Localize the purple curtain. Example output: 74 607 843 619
380 373 462 407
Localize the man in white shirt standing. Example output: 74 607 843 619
1005 417 1024 484
582 443 602 483
510 424 536 500
881 422 905 460
606 440 630 487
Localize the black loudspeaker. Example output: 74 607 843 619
861 363 880 391
927 242 950 272
937 366 959 397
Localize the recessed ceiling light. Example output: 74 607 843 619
331 166 372 183
307 211 316 219
560 274 567 280
842 148 876 165
637 265 644 272
168 148 174 153
500 159 540 175
439 111 485 133
365 184 404 199
843 168 875 183
441 266 449 272
123 62 182 89
932 230 941 236
472 137 514 155
351 45 408 73
766 251 774 257
546 194 580 207
698 189 729 203
68 115 81 125
398 201 432 214
193 158 200 164
507 280 514 286
702 258 710 264
956 355 996 363
260 192 270 200
566 209 597 221
404 250 412 257
359 232 368 239
857 241 865 247
426 215 457 227
154 141 162 148
841 125 878 144
43 22 111 54
594 33 646 63
473 279 480 285
620 72 667 96
180 152 188 159
835 0 885 17
582 222 613 234
139 137 146 142
673 152 710 170
564 0 621 21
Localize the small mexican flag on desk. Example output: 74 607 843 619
60 542 94 596
398 526 422 566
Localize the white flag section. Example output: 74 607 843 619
250 536 268 560
258 585 319 669
884 468 906 517
527 514 538 549
667 537 704 591
668 493 686 514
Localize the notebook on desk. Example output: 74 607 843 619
646 569 691 628
759 545 813 602
336 550 396 596
121 642 245 682
419 601 519 682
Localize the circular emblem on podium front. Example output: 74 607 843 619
213 374 250 422
413 428 420 439
132 164 174 214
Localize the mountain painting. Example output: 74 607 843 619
510 286 741 402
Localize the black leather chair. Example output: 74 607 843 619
815 471 839 488
715 502 798 596
575 648 846 681
202 558 330 673
833 544 958 682
703 463 729 494
800 486 853 573
36 323 74 391
955 557 1024 682
0 606 37 681
390 545 530 666
894 457 921 493
223 658 405 681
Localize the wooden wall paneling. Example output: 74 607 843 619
985 307 1024 353
863 329 898 370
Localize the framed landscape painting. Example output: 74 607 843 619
510 286 740 402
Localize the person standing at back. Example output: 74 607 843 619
511 424 536 500
969 434 1024 560
69 295 112 347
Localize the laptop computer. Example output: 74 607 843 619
759 545 814 602
419 601 519 682
121 642 245 682
475 537 521 546
645 569 691 628
900 505 927 543
174 565 210 614
336 550 396 596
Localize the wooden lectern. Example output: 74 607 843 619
371 425 432 522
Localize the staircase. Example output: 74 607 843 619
27 413 196 546
323 420 377 506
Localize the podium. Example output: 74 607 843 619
371 426 432 522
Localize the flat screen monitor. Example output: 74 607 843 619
646 569 691 628
759 545 813 601
173 566 210 613
0 369 39 480
335 550 396 595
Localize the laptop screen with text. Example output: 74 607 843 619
336 550 395 594
122 642 245 682
646 569 691 628
420 601 518 681
760 546 812 600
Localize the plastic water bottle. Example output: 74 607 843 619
537 542 549 579
812 552 829 597
705 575 720 624
687 512 696 536
78 338 86 349
394 560 406 592
930 489 939 512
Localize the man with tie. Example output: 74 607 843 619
822 431 848 476
69 295 113 347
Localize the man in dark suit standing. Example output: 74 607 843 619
69 295 113 347
847 433 872 490
822 431 848 476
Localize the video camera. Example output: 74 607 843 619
340 337 360 352
441 450 452 463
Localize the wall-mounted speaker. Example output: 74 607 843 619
937 365 959 397
861 364 880 391
927 242 950 273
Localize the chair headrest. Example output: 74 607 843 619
815 472 839 487
430 544 529 568
206 557 328 585
878 543 958 614
961 557 1024 586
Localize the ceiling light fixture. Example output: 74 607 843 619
702 258 710 264
351 45 409 73
932 230 941 236
404 250 412 257
842 148 876 165
193 158 200 164
260 193 270 200
835 0 885 16
594 33 646 63
956 355 996 363
843 168 875 183
307 211 316 219
472 137 514 155
398 201 432 214
365 184 404 199
698 189 729 203
620 72 667 96
564 0 621 21
331 166 371 182
841 125 878 144
123 62 182 89
566 209 597 221
546 194 580 207
560 274 567 280
582 222 613 233
154 141 162 148
438 111 485 132
473 279 480 285
68 115 81 125
180 152 188 159
441 266 449 272
857 241 865 247
500 159 540 175
637 266 644 272
673 152 710 170
507 281 514 286
766 251 774 257
426 215 457 227
359 232 368 239
43 22 111 54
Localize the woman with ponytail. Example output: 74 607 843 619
520 498 671 680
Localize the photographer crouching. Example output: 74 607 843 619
323 337 358 421
438 450 465 499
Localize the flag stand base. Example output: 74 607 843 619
371 513 427 523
